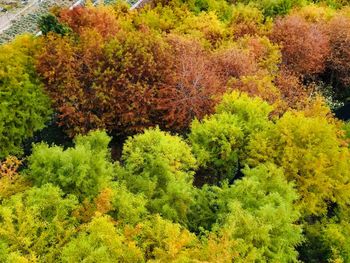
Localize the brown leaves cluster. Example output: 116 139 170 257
37 6 339 137
157 35 224 130
0 156 21 179
326 14 350 89
271 15 330 76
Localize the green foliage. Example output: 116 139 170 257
216 91 273 134
186 0 233 21
190 113 244 182
38 14 71 36
61 215 143 262
259 0 306 17
215 164 302 262
1 1 350 262
120 127 197 224
0 184 78 262
245 111 350 216
189 163 303 261
344 121 350 142
0 35 52 158
235 0 306 17
26 130 113 200
110 182 148 225
134 214 199 262
300 207 350 263
189 92 272 183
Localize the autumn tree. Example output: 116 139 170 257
0 184 78 261
0 156 30 201
37 20 172 136
229 4 271 38
156 35 223 131
59 6 120 39
271 14 330 76
274 67 310 111
244 111 350 217
326 13 350 97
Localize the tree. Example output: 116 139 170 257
133 215 199 262
0 35 52 158
215 164 303 262
213 45 258 84
156 35 224 131
326 14 350 97
0 156 30 201
0 184 78 262
37 23 172 136
189 91 273 183
61 215 143 262
59 6 120 39
271 14 330 76
189 113 244 183
120 127 197 224
228 4 271 38
109 182 148 225
274 67 310 112
38 14 71 36
26 130 113 200
245 111 350 216
190 164 303 262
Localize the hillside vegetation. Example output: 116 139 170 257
0 0 350 262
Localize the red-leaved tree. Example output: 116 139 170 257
271 15 330 76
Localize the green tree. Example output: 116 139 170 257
217 164 302 262
189 91 273 183
110 182 148 225
26 130 113 200
190 164 303 262
38 14 71 36
120 127 197 224
0 35 51 158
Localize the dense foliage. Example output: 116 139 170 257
1 0 350 262
0 35 51 158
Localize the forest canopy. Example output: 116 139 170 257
0 0 350 262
